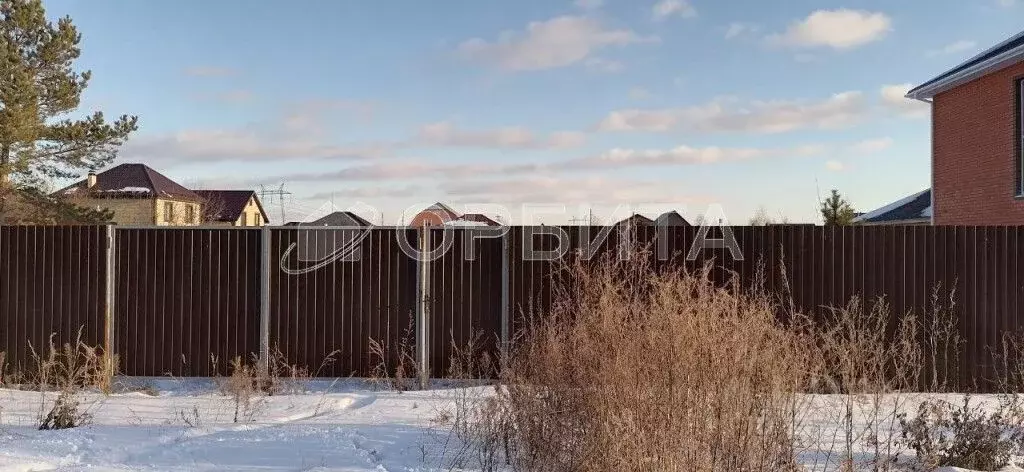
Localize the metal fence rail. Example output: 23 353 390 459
0 224 1020 389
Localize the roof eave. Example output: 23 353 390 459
857 218 931 226
906 45 1024 101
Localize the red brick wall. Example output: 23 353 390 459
933 61 1024 225
409 211 451 227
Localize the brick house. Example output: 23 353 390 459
903 30 1024 225
57 163 267 227
58 164 204 226
194 190 269 227
410 202 461 227
409 203 503 227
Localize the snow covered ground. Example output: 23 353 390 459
0 379 487 471
1 380 1023 471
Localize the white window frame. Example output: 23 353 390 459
1019 79 1024 195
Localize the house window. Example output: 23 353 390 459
163 201 173 223
1019 78 1024 195
185 205 195 224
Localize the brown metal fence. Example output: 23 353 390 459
0 224 1021 388
115 228 262 376
0 225 108 372
269 227 419 377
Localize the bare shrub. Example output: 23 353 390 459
427 334 506 470
923 284 961 392
811 297 925 470
899 395 1024 471
995 330 1024 393
495 254 816 471
178 406 203 428
435 385 513 472
216 356 262 423
446 330 495 382
368 317 420 392
260 347 337 395
26 330 113 430
0 351 7 385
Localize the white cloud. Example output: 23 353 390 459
652 0 697 20
443 176 710 205
121 130 389 164
851 137 894 154
768 9 892 49
458 16 656 71
584 57 625 73
825 160 845 172
563 144 823 170
598 91 868 134
307 186 424 200
414 121 586 149
275 160 547 184
725 22 758 39
880 84 930 118
927 40 977 57
628 87 653 100
574 0 603 10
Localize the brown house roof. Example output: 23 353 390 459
615 214 654 227
194 190 268 223
57 163 201 202
423 202 460 220
459 213 501 226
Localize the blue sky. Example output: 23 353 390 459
44 0 1024 224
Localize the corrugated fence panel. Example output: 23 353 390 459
0 225 107 372
115 228 261 376
9 224 1024 389
269 227 418 377
425 228 504 377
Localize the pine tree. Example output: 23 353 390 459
0 0 137 220
820 189 856 226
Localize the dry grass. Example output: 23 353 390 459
368 317 420 392
16 330 116 430
494 255 816 471
438 251 970 472
216 356 262 424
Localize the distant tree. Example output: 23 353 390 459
4 185 112 224
0 0 138 220
749 206 771 226
749 206 793 226
820 189 856 226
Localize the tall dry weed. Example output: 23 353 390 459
497 254 816 471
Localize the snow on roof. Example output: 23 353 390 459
105 187 151 193
443 220 490 227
